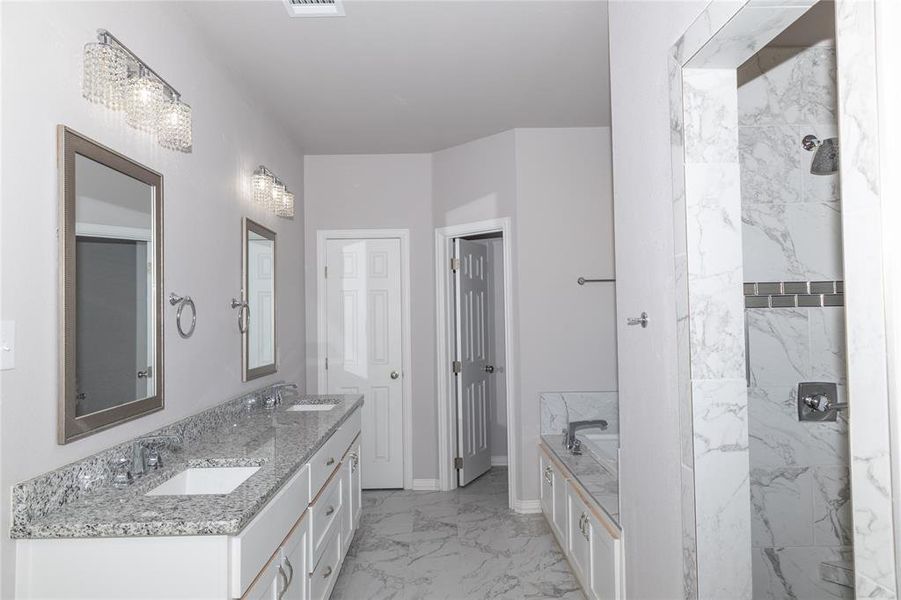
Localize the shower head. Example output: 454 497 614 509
802 134 839 175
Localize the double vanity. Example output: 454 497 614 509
13 387 362 600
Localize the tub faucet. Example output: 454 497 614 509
565 419 608 454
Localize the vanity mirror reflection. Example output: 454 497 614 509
58 126 164 443
242 218 276 381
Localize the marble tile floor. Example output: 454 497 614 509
331 467 584 600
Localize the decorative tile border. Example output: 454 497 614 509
744 281 844 308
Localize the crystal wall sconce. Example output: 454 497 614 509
83 29 192 153
252 166 295 218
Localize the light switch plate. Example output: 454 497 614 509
1 321 14 370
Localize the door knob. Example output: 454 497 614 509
484 365 495 374
390 371 400 380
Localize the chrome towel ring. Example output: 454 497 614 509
169 293 197 339
231 298 249 334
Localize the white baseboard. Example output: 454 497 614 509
490 455 508 466
513 499 541 514
411 478 441 491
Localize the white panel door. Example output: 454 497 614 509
325 238 404 489
454 239 492 486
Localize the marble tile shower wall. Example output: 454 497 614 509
738 46 852 600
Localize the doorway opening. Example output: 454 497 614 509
435 218 522 510
453 232 507 487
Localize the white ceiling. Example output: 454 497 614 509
183 1 609 154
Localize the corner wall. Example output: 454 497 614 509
607 2 709 598
304 127 615 503
0 3 306 595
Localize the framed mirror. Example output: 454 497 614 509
58 126 164 443
242 218 276 381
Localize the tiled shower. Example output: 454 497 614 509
738 44 852 599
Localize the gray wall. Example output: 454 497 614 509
608 2 709 598
0 3 307 594
302 154 436 478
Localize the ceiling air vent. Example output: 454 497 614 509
282 0 345 18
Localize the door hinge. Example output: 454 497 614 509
325 357 329 371
324 265 328 278
452 360 462 375
454 457 463 470
451 257 461 272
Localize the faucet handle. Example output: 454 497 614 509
146 449 163 470
111 458 133 488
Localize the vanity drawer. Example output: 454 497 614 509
310 468 343 561
309 410 361 497
309 528 342 600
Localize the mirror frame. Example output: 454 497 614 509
242 217 277 381
58 126 164 444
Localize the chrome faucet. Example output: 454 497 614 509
264 383 299 409
131 434 183 477
564 419 608 454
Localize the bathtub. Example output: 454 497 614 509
580 432 619 477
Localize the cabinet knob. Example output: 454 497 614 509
322 566 333 578
325 505 335 516
326 457 335 466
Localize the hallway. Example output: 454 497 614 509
332 468 584 600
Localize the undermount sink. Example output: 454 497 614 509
146 466 260 496
287 403 337 412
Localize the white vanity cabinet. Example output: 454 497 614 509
15 409 362 600
538 443 623 600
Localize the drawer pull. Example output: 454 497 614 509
322 566 333 578
326 457 335 466
277 564 289 600
325 505 335 516
284 555 294 587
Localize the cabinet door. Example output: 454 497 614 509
589 513 622 600
350 442 362 529
567 483 591 588
280 515 309 600
552 463 568 545
242 560 279 600
340 459 353 554
539 453 553 520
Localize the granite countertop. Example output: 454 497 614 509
541 434 620 529
12 394 363 540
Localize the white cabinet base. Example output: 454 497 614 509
539 443 623 600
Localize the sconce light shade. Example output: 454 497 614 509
158 99 193 152
277 190 295 218
270 180 286 213
125 72 166 133
252 167 273 208
82 42 129 110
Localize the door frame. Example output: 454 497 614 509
316 229 413 490
435 218 522 510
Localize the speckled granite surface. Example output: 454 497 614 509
541 434 620 529
11 388 362 539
